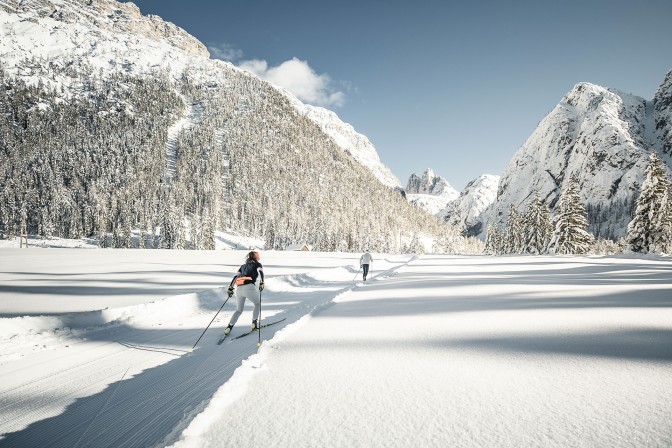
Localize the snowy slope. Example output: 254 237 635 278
3 249 669 447
0 0 400 190
486 75 672 239
288 99 402 188
443 174 499 236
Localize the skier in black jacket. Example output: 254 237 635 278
224 251 265 335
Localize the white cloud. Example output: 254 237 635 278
207 43 243 61
239 57 345 108
238 59 268 74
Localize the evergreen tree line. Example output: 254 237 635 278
0 60 479 253
487 151 672 256
485 176 596 255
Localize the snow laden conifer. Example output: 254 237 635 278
627 152 672 253
504 204 524 254
657 184 672 253
523 191 552 254
549 176 594 254
485 224 502 255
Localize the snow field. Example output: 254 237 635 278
0 248 407 447
1 251 671 447
171 255 672 448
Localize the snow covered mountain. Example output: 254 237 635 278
0 0 444 250
405 168 459 215
0 0 399 189
443 174 499 236
485 73 672 239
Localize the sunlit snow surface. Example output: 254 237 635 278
1 250 671 448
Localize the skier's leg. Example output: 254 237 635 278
363 264 369 280
227 289 247 326
247 286 261 322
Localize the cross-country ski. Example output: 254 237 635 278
231 319 288 341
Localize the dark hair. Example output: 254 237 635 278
245 251 258 263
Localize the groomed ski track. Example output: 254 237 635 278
0 252 413 448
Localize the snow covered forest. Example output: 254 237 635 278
0 61 476 253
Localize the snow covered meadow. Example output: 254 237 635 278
1 248 671 447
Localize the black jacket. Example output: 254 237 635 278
230 260 264 287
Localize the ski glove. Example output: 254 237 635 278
259 282 265 292
227 286 234 298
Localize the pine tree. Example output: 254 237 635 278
651 180 672 253
627 151 671 253
201 210 216 250
549 175 594 254
523 191 552 254
504 204 524 254
484 224 499 255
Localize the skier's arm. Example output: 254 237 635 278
229 269 242 288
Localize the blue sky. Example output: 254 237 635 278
125 0 671 190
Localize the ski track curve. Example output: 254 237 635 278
0 256 414 448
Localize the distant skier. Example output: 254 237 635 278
360 249 373 281
224 251 265 335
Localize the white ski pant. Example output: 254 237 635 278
228 284 261 326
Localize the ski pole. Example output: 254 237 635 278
353 266 361 281
189 293 231 352
257 289 262 347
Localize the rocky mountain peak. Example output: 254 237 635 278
0 0 209 58
406 168 456 197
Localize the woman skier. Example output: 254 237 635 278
224 251 265 335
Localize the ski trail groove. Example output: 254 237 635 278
72 366 130 448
